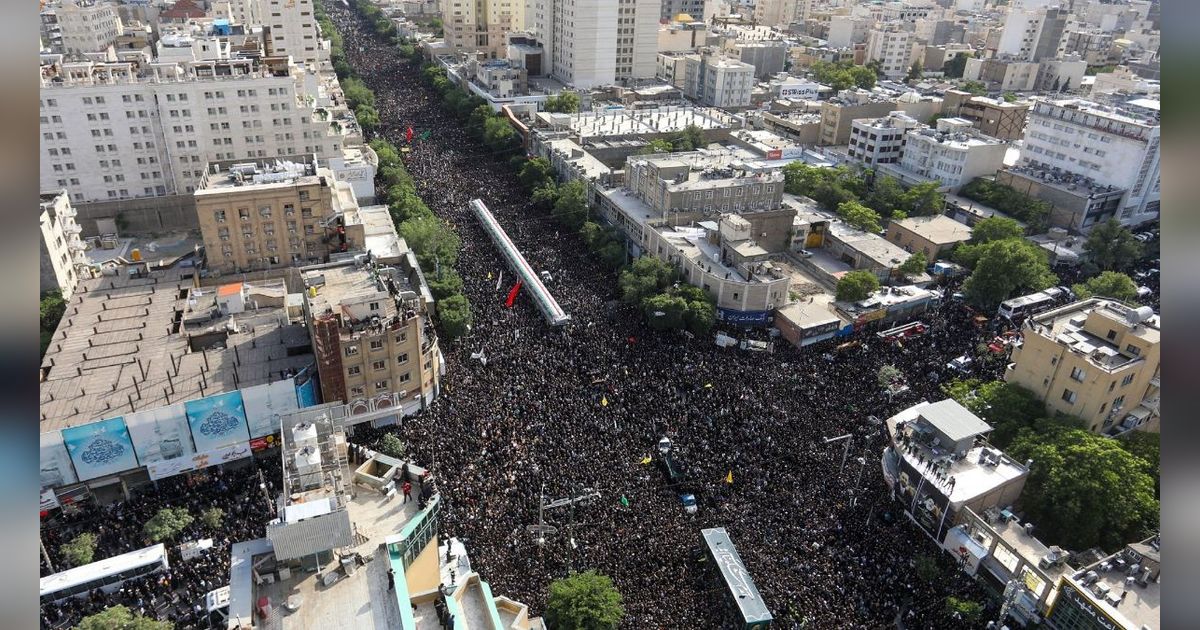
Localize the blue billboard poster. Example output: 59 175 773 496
716 308 771 327
242 380 300 439
125 403 195 465
40 431 78 489
185 391 251 453
61 418 140 482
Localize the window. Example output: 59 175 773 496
1121 373 1135 387
1125 344 1141 356
299 190 310 201
374 380 388 390
372 360 386 371
1061 389 1077 404
1106 329 1117 340
351 386 365 397
370 340 383 350
396 332 408 344
1070 367 1086 382
1112 395 1126 409
399 372 411 384
345 345 359 356
369 302 380 311
396 353 409 365
347 366 361 376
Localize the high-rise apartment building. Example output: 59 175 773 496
865 28 916 79
525 0 659 88
39 190 87 299
660 0 706 21
1005 298 1160 436
681 53 756 108
997 6 1069 62
39 55 343 205
263 0 328 65
54 0 124 55
441 0 524 58
194 155 361 273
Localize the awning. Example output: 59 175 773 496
942 525 988 576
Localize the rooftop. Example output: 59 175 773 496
917 399 992 444
1063 535 1161 630
301 258 424 341
892 215 973 245
39 266 312 431
536 106 736 139
1024 298 1159 371
1032 97 1159 129
197 156 321 194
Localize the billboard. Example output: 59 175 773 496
242 380 300 439
778 81 819 101
185 391 250 453
125 403 195 465
295 366 319 408
716 308 771 326
40 431 78 489
62 417 140 482
146 441 252 481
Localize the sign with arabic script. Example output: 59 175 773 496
185 391 250 453
62 417 139 481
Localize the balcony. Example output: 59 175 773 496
64 223 82 235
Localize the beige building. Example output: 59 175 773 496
56 0 124 55
941 90 1030 141
886 215 973 261
1005 299 1160 436
302 256 441 415
39 190 88 298
439 0 523 58
195 156 360 274
818 91 903 146
625 150 786 218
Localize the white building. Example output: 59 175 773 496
753 0 808 28
847 111 919 167
996 6 1069 62
526 0 658 89
263 0 327 65
1091 66 1160 96
39 55 344 205
895 118 1007 190
826 15 871 49
39 190 87 299
865 28 916 79
617 0 661 83
212 0 263 29
56 1 124 56
682 53 756 108
1020 98 1160 222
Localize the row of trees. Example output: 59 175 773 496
58 506 226 569
958 177 1052 234
942 378 1159 552
635 124 707 155
782 162 945 229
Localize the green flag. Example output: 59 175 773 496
620 495 630 507
419 130 431 141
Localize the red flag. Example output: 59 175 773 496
406 126 414 142
504 279 523 308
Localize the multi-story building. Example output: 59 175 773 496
847 111 919 167
660 0 707 21
997 6 1069 62
39 190 87 298
881 399 1031 543
301 254 441 416
1091 66 1160 96
439 0 524 58
54 1 124 56
1019 98 1160 223
817 90 904 146
1036 54 1088 92
941 90 1030 141
727 40 787 80
1064 27 1118 68
39 9 63 53
826 14 872 49
753 0 807 28
1005 298 1160 436
212 0 263 30
892 117 1007 190
681 53 756 108
615 0 660 83
263 0 328 65
39 55 344 205
1045 535 1160 630
963 56 1040 91
194 155 362 273
865 27 916 79
526 0 657 89
885 214 973 261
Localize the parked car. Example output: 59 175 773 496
947 355 973 373
680 493 698 514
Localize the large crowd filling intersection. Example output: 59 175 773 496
37 4 1017 628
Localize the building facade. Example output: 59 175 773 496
865 28 915 79
895 118 1007 190
997 6 1069 62
55 1 124 55
885 214 973 261
847 111 919 166
439 0 523 58
681 53 756 108
1005 298 1160 435
39 55 343 205
39 190 87 299
263 0 328 65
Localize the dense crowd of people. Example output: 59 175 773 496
325 3 1004 627
39 3 1165 628
39 461 279 629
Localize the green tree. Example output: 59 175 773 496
969 216 1025 244
636 138 675 155
518 157 555 191
836 270 880 302
466 103 495 139
341 78 376 110
544 91 581 113
377 433 405 458
76 605 173 630
60 532 98 567
837 200 883 233
878 364 903 390
1119 431 1160 497
618 256 675 304
942 52 968 78
915 553 940 583
483 115 519 151
959 178 1051 233
531 181 559 209
399 215 461 272
544 570 625 630
899 251 928 277
683 298 716 335
354 104 380 131
427 267 465 300
668 124 705 152
370 139 401 168
1006 424 1159 551
1084 219 1142 271
40 290 67 357
942 379 1050 448
552 180 589 231
900 181 944 217
437 293 473 341
643 293 687 330
864 59 885 81
200 507 225 530
945 597 984 623
865 175 905 218
962 239 1056 311
961 80 987 95
597 239 626 270
906 60 923 83
143 507 193 543
1002 91 1018 103
1072 271 1138 303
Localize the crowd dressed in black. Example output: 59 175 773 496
322 2 1006 627
39 460 279 629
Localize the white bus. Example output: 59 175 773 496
997 287 1072 321
40 543 169 605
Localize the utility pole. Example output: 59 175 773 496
824 433 853 476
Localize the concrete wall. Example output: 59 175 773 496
74 194 199 237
